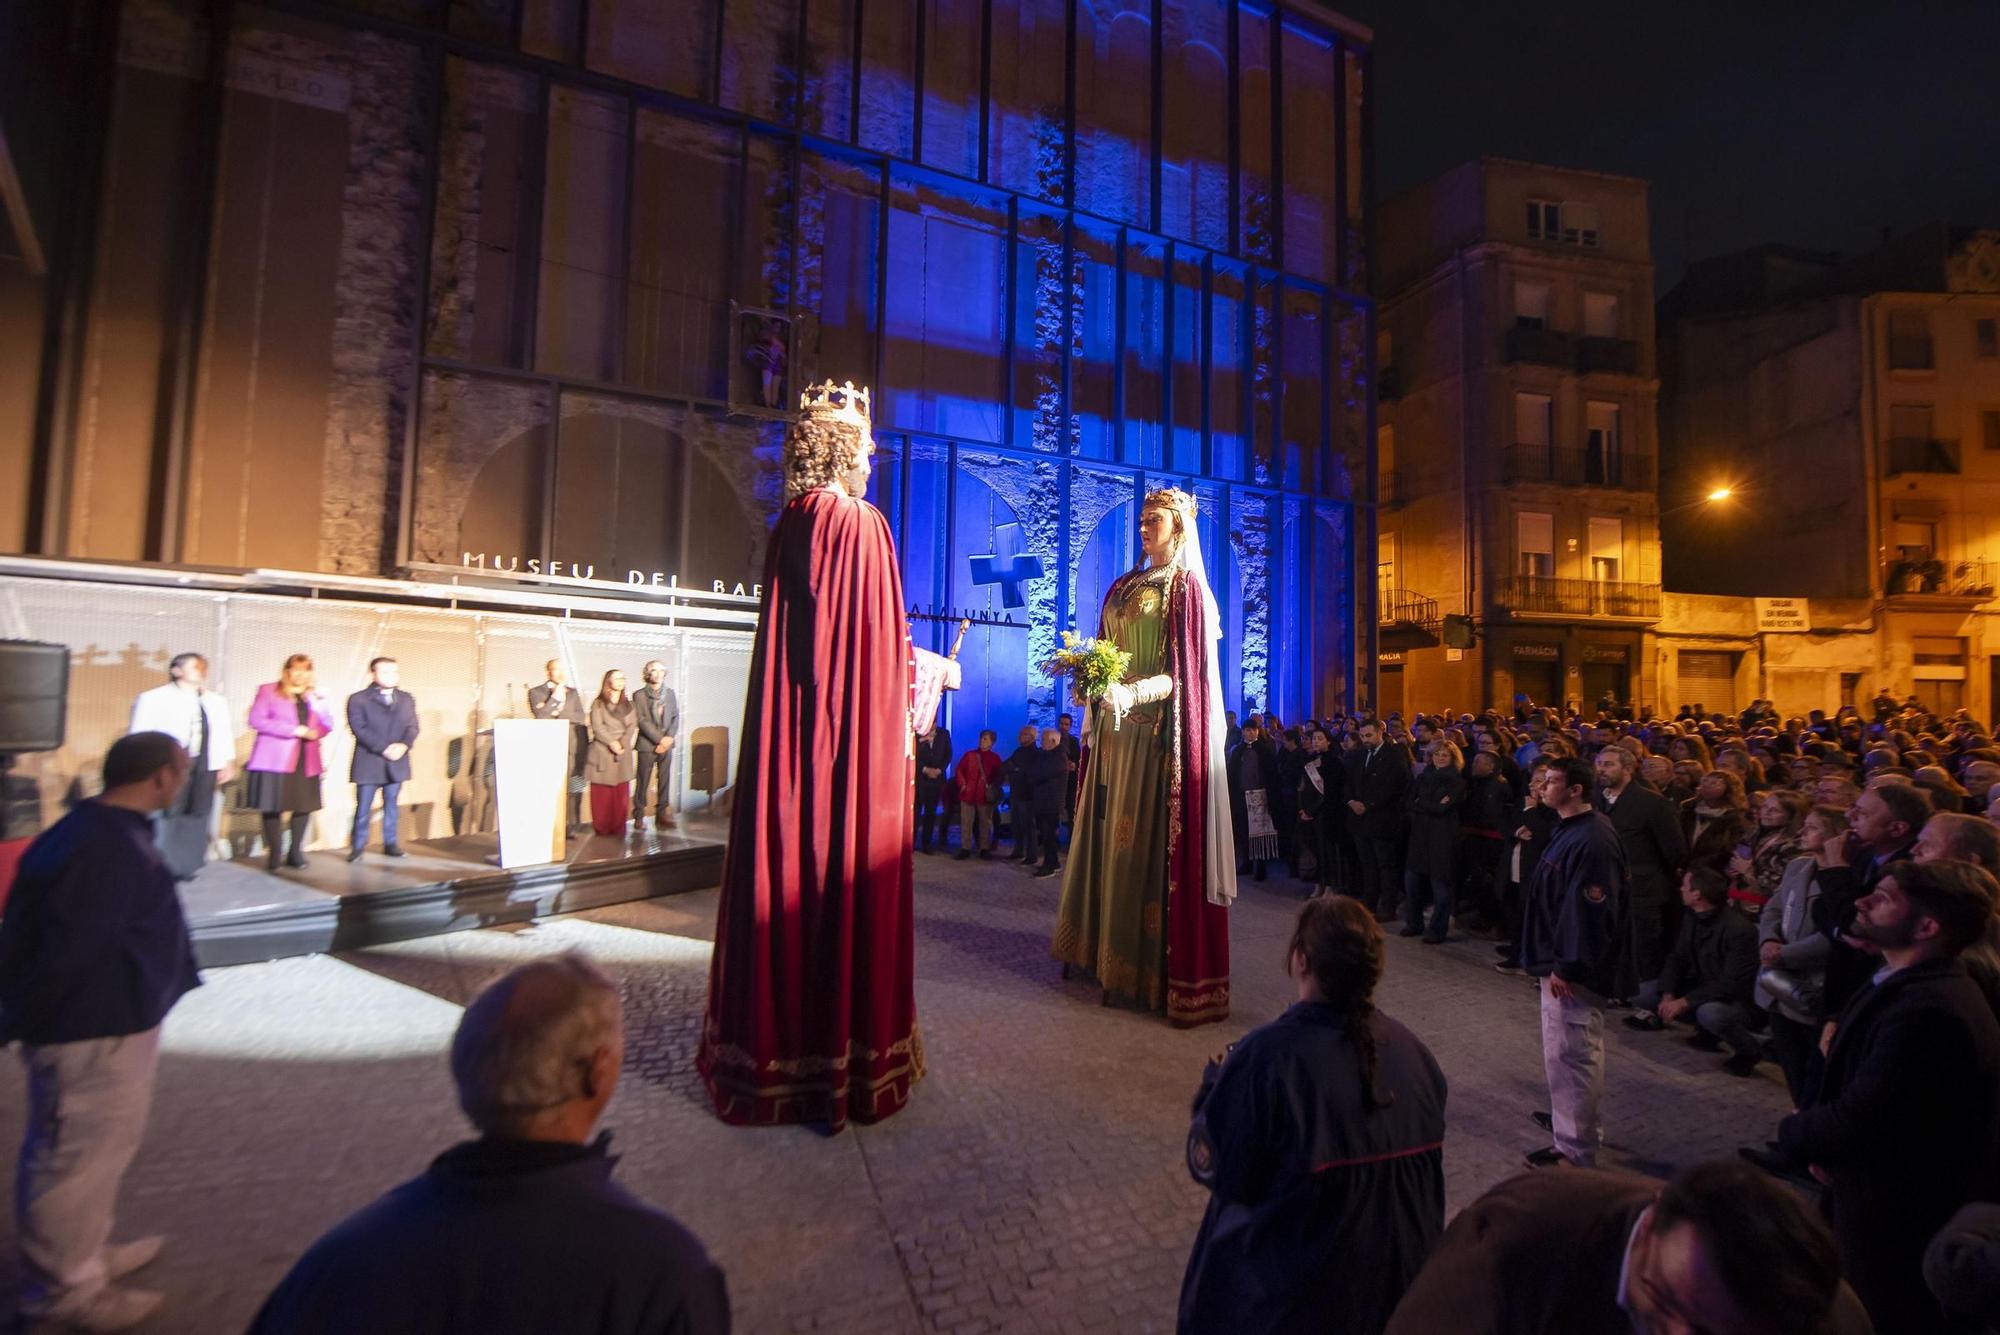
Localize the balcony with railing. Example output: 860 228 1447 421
1883 556 1997 603
1884 437 1960 476
1495 575 1660 619
1504 325 1576 367
1577 335 1641 375
1379 588 1442 630
1504 443 1655 489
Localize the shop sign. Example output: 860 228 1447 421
1755 598 1810 633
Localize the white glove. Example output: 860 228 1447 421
1101 681 1136 721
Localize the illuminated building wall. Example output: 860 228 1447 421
0 0 1375 741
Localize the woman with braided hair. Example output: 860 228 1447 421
1178 896 1448 1335
1051 487 1236 1024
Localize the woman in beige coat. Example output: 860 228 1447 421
586 669 639 835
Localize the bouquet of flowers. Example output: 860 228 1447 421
1043 632 1133 727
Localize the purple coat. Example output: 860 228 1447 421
246 683 335 777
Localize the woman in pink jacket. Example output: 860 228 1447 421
243 654 336 870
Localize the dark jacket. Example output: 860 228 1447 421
1346 744 1411 833
1180 1002 1447 1335
1504 802 1558 886
1227 738 1280 851
1598 782 1686 898
1385 1167 1875 1335
248 1134 729 1335
1814 838 1919 1016
915 727 952 791
1459 773 1508 837
1518 809 1629 998
1004 743 1038 804
1015 747 1069 816
1925 1202 2000 1334
0 802 200 1045
1404 765 1466 883
348 687 420 786
1298 752 1344 821
1780 957 2000 1335
526 681 587 726
633 684 680 749
1657 904 1759 1009
1681 799 1752 871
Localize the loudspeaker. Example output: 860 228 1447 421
0 641 69 753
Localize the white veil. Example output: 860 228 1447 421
1173 515 1238 908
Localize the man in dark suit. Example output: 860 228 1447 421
631 660 680 831
1779 858 2000 1334
1384 1161 1870 1335
1344 718 1410 917
348 657 420 861
1594 744 1688 986
528 659 588 832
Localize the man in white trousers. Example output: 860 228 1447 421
0 733 202 1330
1517 755 1630 1169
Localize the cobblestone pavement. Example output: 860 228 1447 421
0 851 1795 1333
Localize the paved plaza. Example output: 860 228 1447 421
0 854 1795 1333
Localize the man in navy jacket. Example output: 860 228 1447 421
1519 756 1629 1169
347 655 420 860
0 732 200 1330
249 954 730 1335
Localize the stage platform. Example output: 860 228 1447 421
182 818 727 967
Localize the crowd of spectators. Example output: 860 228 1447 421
22 687 2000 1332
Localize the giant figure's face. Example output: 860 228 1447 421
1139 506 1176 564
838 428 876 497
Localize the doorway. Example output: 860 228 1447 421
1512 656 1561 710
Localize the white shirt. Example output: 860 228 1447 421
130 683 234 772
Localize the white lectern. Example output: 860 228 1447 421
493 718 570 869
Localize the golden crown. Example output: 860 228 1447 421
1143 487 1199 523
799 380 872 429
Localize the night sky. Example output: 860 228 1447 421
1337 0 2000 292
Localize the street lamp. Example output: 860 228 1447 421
1663 486 1737 517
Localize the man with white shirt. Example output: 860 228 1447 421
127 653 235 879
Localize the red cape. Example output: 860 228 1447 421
1162 567 1230 1025
697 489 922 1127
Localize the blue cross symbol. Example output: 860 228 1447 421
968 523 1046 610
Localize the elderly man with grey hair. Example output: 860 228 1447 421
248 954 729 1335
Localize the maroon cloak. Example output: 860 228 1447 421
697 488 922 1128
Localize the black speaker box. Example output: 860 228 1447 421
0 640 69 753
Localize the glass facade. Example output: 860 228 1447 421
0 0 1372 737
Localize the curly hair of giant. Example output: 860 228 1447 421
784 418 867 500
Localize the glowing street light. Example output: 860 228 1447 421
1706 487 1733 502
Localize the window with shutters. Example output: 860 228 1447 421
1517 511 1554 578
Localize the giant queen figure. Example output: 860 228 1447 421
1051 488 1235 1025
698 382 957 1128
